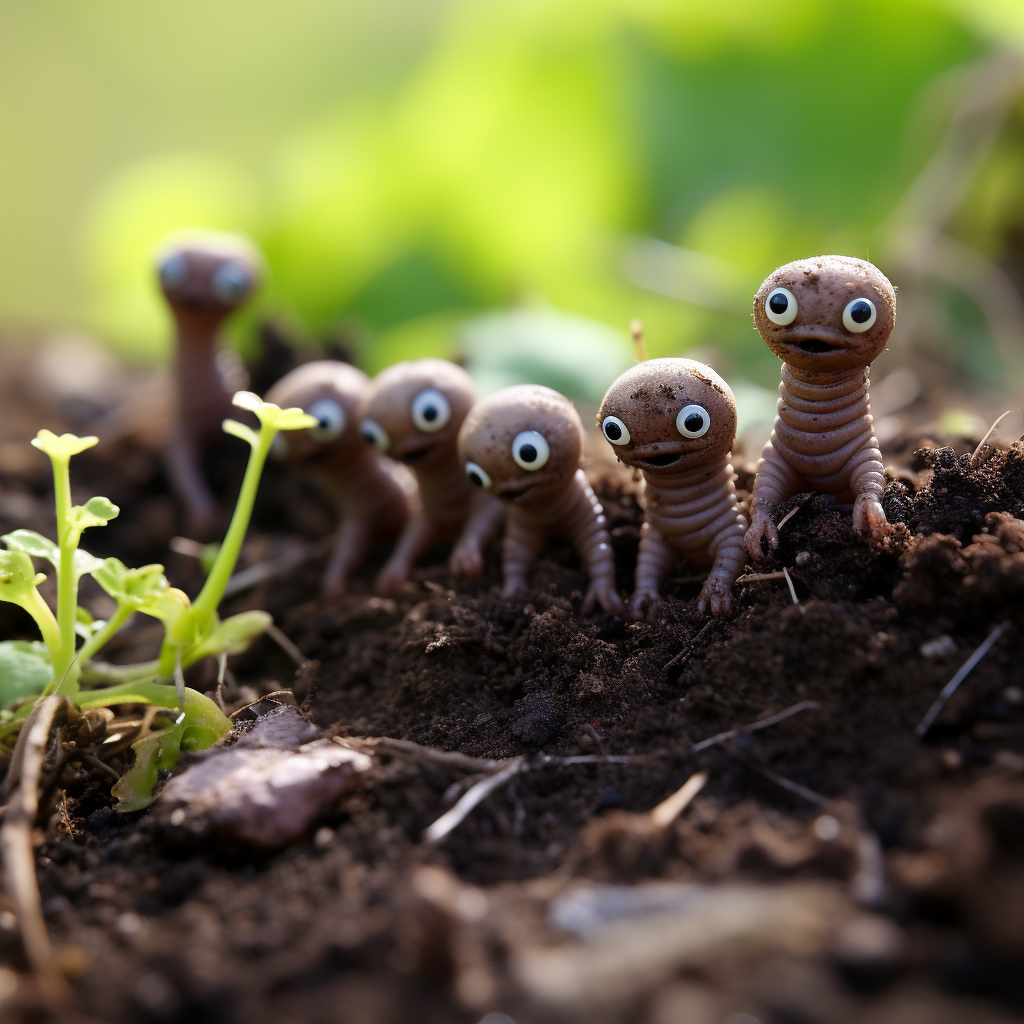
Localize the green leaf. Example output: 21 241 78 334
67 496 120 534
111 721 181 812
221 419 260 449
31 430 98 462
3 530 58 564
230 391 317 432
0 549 44 606
92 557 169 610
0 640 53 706
185 610 271 663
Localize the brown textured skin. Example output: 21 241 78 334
458 385 625 616
156 232 262 538
598 358 747 619
264 361 410 599
357 359 504 596
746 255 897 560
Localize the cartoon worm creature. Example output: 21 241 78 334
745 255 896 560
458 384 625 616
357 359 505 596
598 358 747 618
264 361 410 599
156 232 262 537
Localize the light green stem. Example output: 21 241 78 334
158 423 276 675
22 589 62 688
48 454 78 691
76 603 133 666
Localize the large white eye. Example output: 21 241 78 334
465 462 492 489
211 260 252 305
764 286 798 326
306 398 346 442
511 430 550 471
842 297 877 333
411 389 451 433
676 405 710 438
601 415 630 446
360 417 389 453
158 252 188 291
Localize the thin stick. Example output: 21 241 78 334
424 758 526 843
265 622 306 667
736 571 789 583
82 752 121 782
776 506 801 531
916 620 1012 738
375 736 507 774
664 621 714 670
214 653 229 713
630 319 647 363
650 770 708 829
734 752 826 805
971 409 1020 466
0 695 72 1005
691 699 821 753
782 566 799 605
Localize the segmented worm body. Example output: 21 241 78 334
264 361 410 598
358 359 504 596
598 358 746 618
459 384 624 616
745 255 896 559
156 232 262 537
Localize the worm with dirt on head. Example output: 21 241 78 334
746 254 897 560
156 231 263 539
357 359 505 596
598 358 747 619
458 384 625 616
264 361 411 599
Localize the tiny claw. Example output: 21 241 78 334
583 579 625 617
744 508 779 562
449 542 484 579
697 577 735 619
628 587 661 621
374 565 410 598
853 497 892 544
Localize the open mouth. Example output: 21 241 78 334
401 444 434 464
497 482 538 502
792 338 839 354
636 453 683 469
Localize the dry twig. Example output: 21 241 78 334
916 620 1012 738
424 757 527 843
649 770 708 829
691 700 821 753
782 566 799 605
971 409 1021 466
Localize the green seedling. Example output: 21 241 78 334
0 394 316 809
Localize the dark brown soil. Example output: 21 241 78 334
2 351 1024 1024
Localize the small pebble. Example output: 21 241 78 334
1002 686 1023 705
169 808 186 827
919 635 957 659
795 551 811 566
939 749 962 770
116 912 144 937
313 827 334 850
813 815 842 842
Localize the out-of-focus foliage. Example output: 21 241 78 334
3 0 1024 394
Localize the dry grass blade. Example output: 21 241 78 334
736 571 789 583
782 566 799 605
970 408 1020 466
0 695 72 1005
916 620 1012 738
265 622 306 667
374 736 508 774
424 757 526 843
691 699 821 753
664 621 714 671
731 750 826 805
650 770 708 829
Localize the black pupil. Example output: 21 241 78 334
850 300 871 323
769 293 788 314
519 443 537 463
468 471 482 486
684 414 705 433
423 406 437 421
605 421 622 440
362 431 374 443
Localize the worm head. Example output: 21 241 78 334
155 231 263 319
598 358 737 475
753 255 896 373
458 384 583 508
357 358 475 467
264 361 370 463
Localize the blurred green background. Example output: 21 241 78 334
3 0 1024 406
